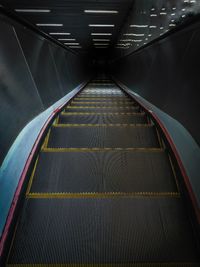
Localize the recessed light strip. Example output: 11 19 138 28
91 33 112 36
89 24 115 27
15 9 51 13
92 39 110 41
84 10 118 14
58 38 76 41
64 43 80 45
49 33 71 35
37 24 63 27
130 25 148 28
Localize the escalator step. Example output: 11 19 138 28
47 126 159 148
29 151 178 193
70 101 136 107
73 98 131 102
64 106 140 113
58 114 148 124
7 198 200 264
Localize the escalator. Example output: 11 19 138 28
6 78 200 266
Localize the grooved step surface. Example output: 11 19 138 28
64 106 140 113
47 126 159 148
8 198 200 264
73 98 131 102
29 151 178 193
70 102 135 107
58 114 147 124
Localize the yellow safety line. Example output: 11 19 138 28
75 97 128 99
26 156 39 195
65 106 137 109
41 129 51 150
71 101 133 104
61 112 144 116
42 147 164 153
53 124 152 128
168 154 180 193
6 264 200 267
53 116 59 125
26 192 180 199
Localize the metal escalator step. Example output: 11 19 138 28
58 114 147 124
76 96 128 99
7 198 200 264
47 126 159 148
70 102 135 107
73 98 131 102
64 106 140 113
29 151 178 193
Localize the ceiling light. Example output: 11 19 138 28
15 9 51 13
89 24 115 27
37 24 63 26
160 12 167 15
133 40 142 42
49 32 71 35
84 10 118 14
120 39 133 42
94 43 109 46
69 46 82 48
91 33 112 36
64 43 80 45
123 33 144 36
93 39 110 41
58 38 76 41
150 14 157 17
130 25 148 28
171 13 176 16
149 25 157 28
169 23 176 27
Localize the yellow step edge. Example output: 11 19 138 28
7 264 199 267
65 106 137 109
53 124 152 128
41 148 164 153
26 192 180 199
61 112 144 116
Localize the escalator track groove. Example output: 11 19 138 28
6 78 200 267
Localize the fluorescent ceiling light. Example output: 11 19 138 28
89 24 115 27
120 39 133 42
94 43 109 46
150 14 157 17
69 46 82 48
133 40 142 42
91 33 112 36
58 38 76 41
49 32 71 35
92 39 110 41
84 10 118 14
169 23 176 27
149 25 157 28
160 12 167 15
64 43 80 45
123 33 144 36
37 24 63 26
130 25 148 28
15 9 51 13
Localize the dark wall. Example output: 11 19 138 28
110 19 200 146
0 14 90 165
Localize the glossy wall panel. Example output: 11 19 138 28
110 20 200 145
0 14 90 165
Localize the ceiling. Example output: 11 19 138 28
0 0 199 57
0 0 134 55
